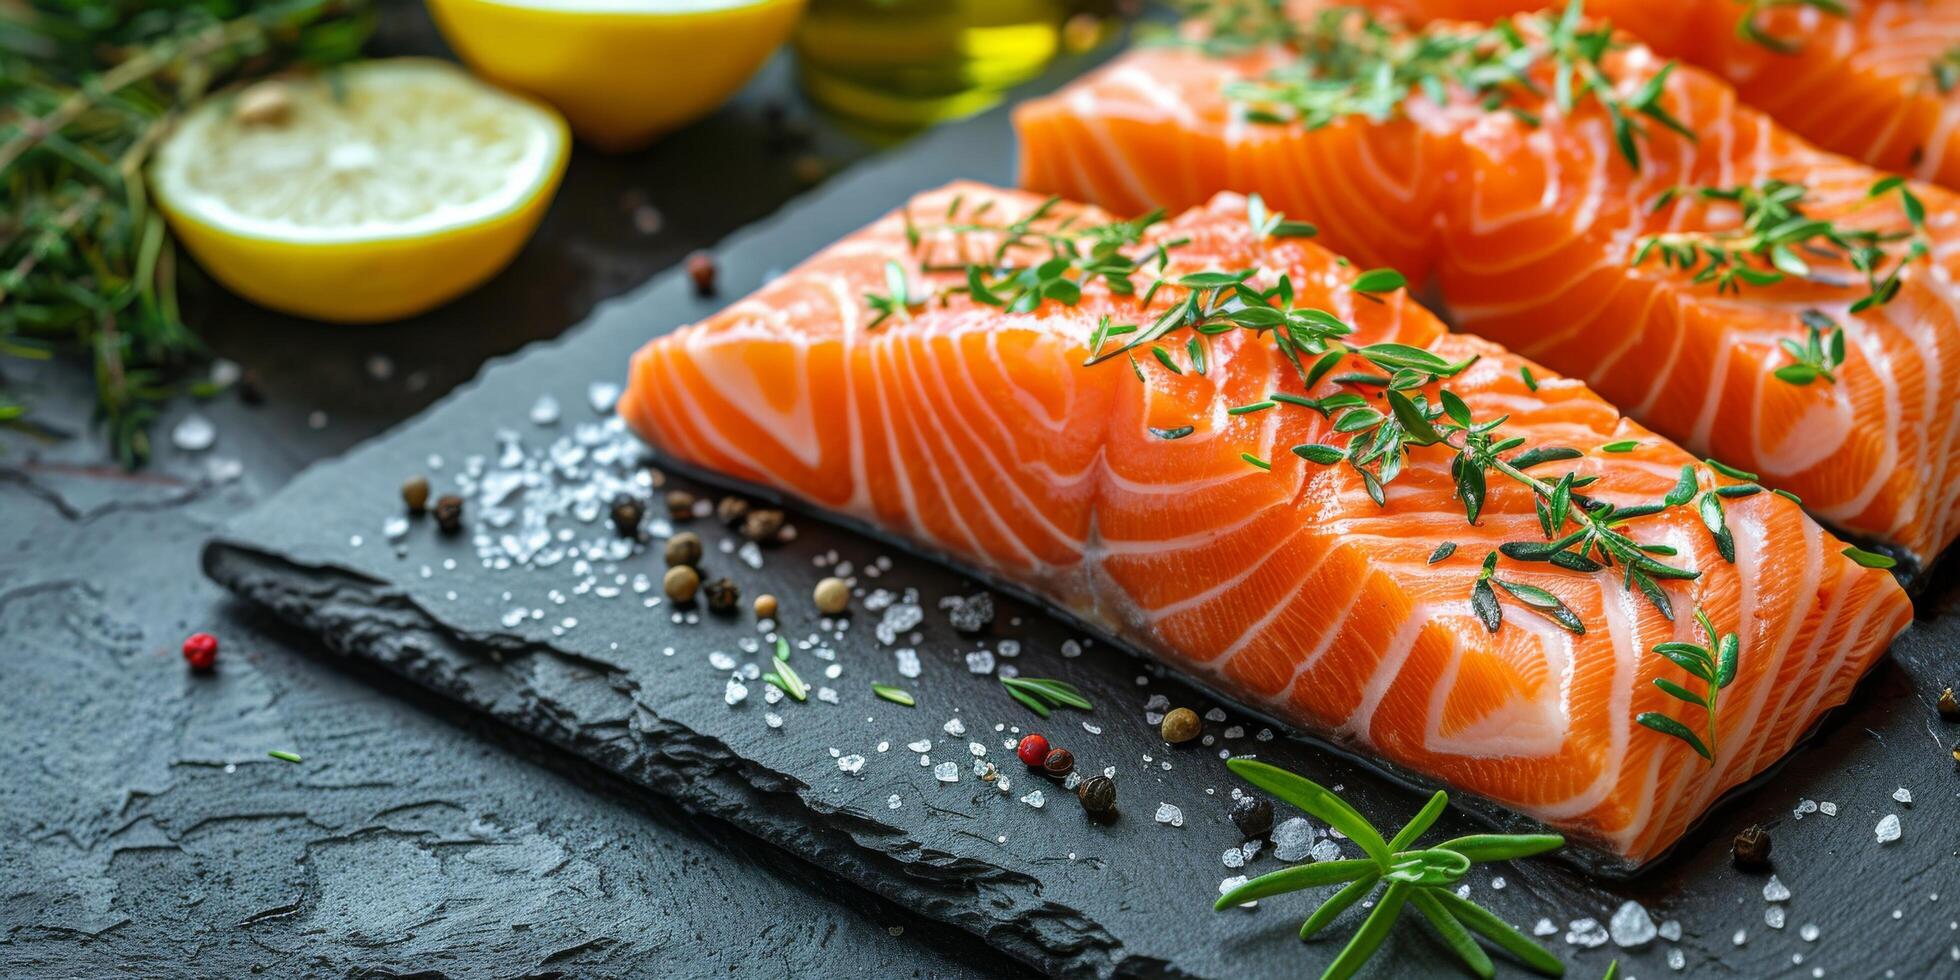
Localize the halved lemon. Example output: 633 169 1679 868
151 58 569 323
424 0 806 152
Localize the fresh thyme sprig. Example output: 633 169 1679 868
999 675 1092 718
1215 759 1565 980
864 260 928 329
1774 310 1846 386
0 0 374 464
1633 177 1928 316
764 636 808 702
1732 0 1846 54
1635 607 1738 761
1214 0 1696 172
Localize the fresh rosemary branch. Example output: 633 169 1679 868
999 675 1092 718
1210 0 1696 172
1635 607 1738 761
1731 0 1846 54
1215 759 1565 980
0 0 373 464
1632 178 1928 316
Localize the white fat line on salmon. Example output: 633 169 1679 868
884 337 1002 561
1726 512 1830 780
1063 88 1158 210
1144 522 1311 624
1672 506 1770 823
1420 623 1571 759
1339 601 1435 747
867 334 931 544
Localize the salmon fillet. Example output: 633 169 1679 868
1015 9 1960 568
617 182 1911 863
1373 0 1960 191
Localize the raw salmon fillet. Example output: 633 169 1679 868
1374 0 1960 191
618 182 1911 863
1015 11 1960 568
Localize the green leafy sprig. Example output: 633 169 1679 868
999 675 1092 718
1634 607 1738 761
1732 0 1846 54
1774 310 1846 386
1214 759 1565 980
763 636 808 702
1632 177 1929 316
0 0 374 464
1935 44 1960 94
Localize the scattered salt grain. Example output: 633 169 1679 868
1223 848 1245 869
1154 803 1184 827
1794 798 1818 819
1733 929 1747 947
965 650 996 674
709 651 736 671
1667 948 1686 971
765 712 783 729
1309 839 1342 863
724 677 748 705
1876 813 1902 843
1765 875 1792 902
1659 919 1681 941
1205 707 1227 722
1272 817 1317 862
1893 786 1913 805
171 413 216 452
1565 918 1609 948
907 739 932 753
969 742 987 757
1818 801 1838 817
1061 640 1082 658
817 686 840 704
529 394 561 425
1766 906 1785 929
1610 900 1657 948
887 794 902 810
1491 876 1506 891
837 754 865 774
934 762 959 783
1082 722 1102 735
942 717 967 737
1800 923 1819 942
1021 790 1046 809
587 381 620 414
1534 919 1558 937
1218 876 1255 910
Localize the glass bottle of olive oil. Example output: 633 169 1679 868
793 0 1073 131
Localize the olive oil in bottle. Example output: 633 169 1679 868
793 0 1070 130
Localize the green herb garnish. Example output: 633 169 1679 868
1733 0 1846 53
1215 759 1564 980
1635 607 1738 761
0 0 374 465
267 750 303 764
1841 545 1897 570
865 260 929 328
1774 310 1847 386
872 683 915 707
999 675 1091 718
764 636 808 702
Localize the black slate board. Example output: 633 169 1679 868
203 89 1960 978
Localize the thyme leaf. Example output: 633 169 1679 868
1732 0 1846 54
999 675 1092 717
1634 607 1737 762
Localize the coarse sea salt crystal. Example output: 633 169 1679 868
1668 947 1686 971
1610 900 1657 947
1876 813 1902 843
895 648 922 679
907 739 932 753
1155 803 1184 827
886 794 902 810
944 717 966 737
1894 786 1913 805
1765 875 1792 902
1733 929 1747 946
1659 919 1681 941
1309 839 1342 863
933 762 959 783
765 712 783 729
965 650 996 674
709 651 736 671
1271 817 1316 861
1223 848 1245 869
1218 876 1255 910
1794 798 1818 819
530 394 561 425
837 754 865 774
1819 801 1838 817
1800 923 1819 942
1020 790 1045 809
969 741 987 757
1534 919 1558 937
1565 918 1609 948
724 677 748 705
1766 906 1786 929
172 413 216 452
587 381 620 414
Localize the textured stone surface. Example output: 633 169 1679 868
200 84 1960 979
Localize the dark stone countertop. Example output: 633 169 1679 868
0 4 1026 977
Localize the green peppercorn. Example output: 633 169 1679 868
665 531 703 567
1078 773 1116 815
432 495 464 534
1732 824 1771 871
401 475 430 515
1160 707 1201 744
1230 795 1274 839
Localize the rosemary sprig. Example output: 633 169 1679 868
764 636 808 702
999 675 1092 718
1635 607 1738 761
1215 0 1697 172
267 749 303 763
1633 178 1929 314
0 0 374 464
1215 759 1565 980
1732 0 1846 54
871 683 915 707
864 261 928 328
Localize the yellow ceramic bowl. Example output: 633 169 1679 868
425 0 807 152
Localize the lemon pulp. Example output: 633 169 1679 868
151 58 568 323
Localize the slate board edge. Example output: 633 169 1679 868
201 541 1171 978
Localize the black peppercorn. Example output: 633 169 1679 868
665 531 703 567
1732 824 1772 870
1042 748 1074 778
666 489 696 521
1229 795 1275 840
686 251 717 296
741 508 785 542
716 495 750 525
610 494 645 537
1939 687 1959 721
432 495 464 534
704 577 740 612
401 476 430 515
1078 773 1116 815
